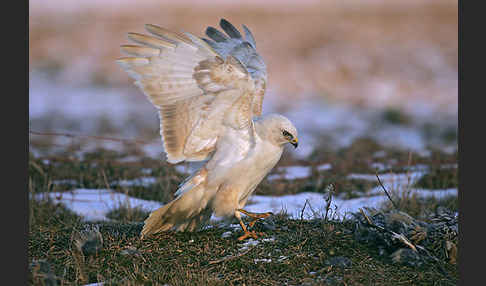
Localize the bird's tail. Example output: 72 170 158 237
140 168 212 239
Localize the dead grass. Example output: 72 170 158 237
106 205 152 223
415 167 458 190
29 135 458 202
380 193 458 222
28 135 458 285
28 198 458 285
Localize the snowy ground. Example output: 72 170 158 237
36 165 457 222
35 189 162 221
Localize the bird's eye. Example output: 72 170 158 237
282 130 293 138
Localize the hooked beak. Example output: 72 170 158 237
290 138 299 149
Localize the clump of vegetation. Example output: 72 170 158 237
106 205 151 223
415 167 458 190
73 224 104 256
353 206 458 269
440 126 457 144
380 193 458 220
381 108 412 125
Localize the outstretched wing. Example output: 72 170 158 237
117 19 267 164
202 19 267 116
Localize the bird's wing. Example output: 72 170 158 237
117 19 267 164
202 19 267 116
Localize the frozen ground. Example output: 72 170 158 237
36 186 457 223
36 166 457 223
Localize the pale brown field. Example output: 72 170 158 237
29 0 458 115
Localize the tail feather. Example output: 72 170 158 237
140 201 175 239
140 168 212 239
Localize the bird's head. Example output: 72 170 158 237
259 114 298 149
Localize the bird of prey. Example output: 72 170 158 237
117 19 298 240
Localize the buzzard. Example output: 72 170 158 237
117 19 298 240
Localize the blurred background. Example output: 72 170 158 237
29 0 458 161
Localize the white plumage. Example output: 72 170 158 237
117 19 299 240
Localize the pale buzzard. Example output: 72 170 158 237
117 19 298 240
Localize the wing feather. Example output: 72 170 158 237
117 19 266 163
219 18 243 39
127 32 176 50
120 45 161 57
202 19 267 116
206 26 229 42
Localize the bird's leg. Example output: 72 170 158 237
235 211 258 241
237 209 273 228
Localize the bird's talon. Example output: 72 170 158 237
237 230 259 241
236 209 274 241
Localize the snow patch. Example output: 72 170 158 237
35 189 162 221
239 239 260 251
268 166 311 181
114 177 157 187
317 163 332 172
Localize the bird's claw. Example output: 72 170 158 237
237 230 264 241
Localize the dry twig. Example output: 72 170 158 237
208 246 254 265
324 184 334 222
375 173 399 210
300 199 309 221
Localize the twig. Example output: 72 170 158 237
29 130 150 145
324 184 334 222
300 199 309 220
29 160 45 176
406 150 413 188
100 170 111 190
208 246 254 265
375 172 399 210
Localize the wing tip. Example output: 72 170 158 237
219 18 242 39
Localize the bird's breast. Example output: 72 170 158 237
206 127 283 198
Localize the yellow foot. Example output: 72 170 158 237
235 209 273 241
237 230 265 241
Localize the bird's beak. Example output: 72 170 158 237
290 138 298 148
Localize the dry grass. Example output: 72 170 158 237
28 134 459 285
29 134 457 201
29 199 458 285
